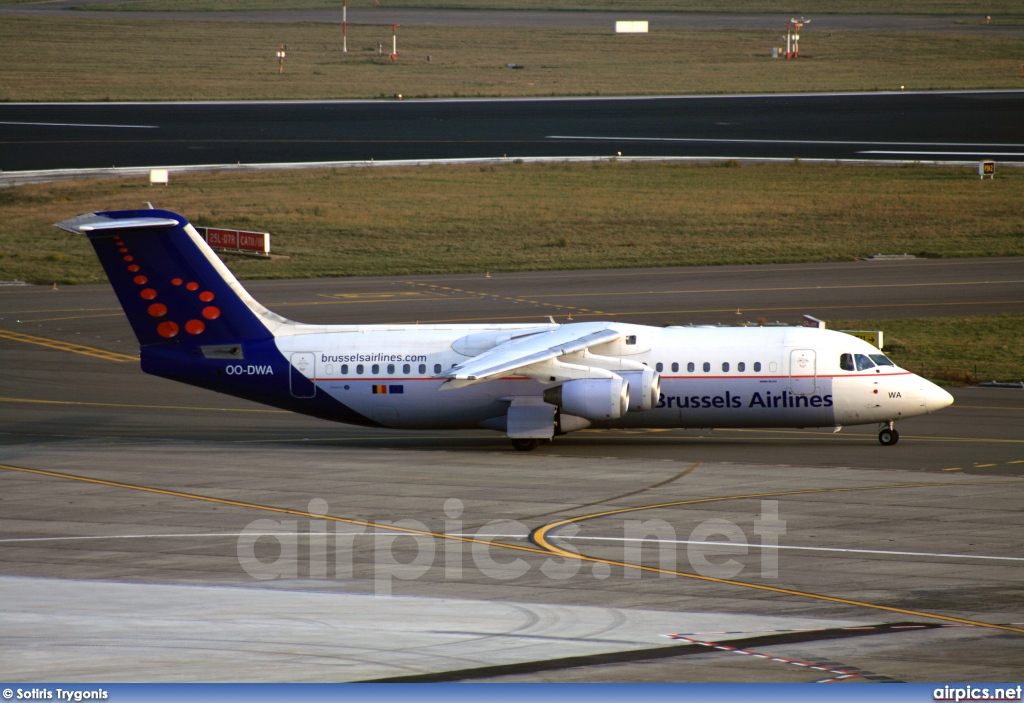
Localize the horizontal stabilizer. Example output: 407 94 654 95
55 214 179 234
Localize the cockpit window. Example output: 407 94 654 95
855 354 876 371
869 354 895 367
839 353 854 371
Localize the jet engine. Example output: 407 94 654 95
543 377 629 420
618 367 661 411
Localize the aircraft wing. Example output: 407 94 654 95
440 322 621 389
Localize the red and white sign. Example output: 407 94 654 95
198 227 271 255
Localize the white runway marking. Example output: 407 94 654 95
0 121 159 129
4 533 1021 563
860 150 1024 157
454 534 1023 563
559 536 1024 562
549 135 1024 149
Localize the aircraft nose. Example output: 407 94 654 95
922 380 954 412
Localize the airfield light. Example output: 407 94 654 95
343 0 347 53
277 45 286 74
391 24 398 60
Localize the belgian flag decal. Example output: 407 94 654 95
372 385 404 394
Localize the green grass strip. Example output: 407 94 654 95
3 18 1024 101
4 161 1022 284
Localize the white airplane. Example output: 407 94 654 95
57 209 954 450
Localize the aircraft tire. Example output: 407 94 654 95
511 438 541 452
878 428 899 446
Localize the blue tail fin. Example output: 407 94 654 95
56 209 282 347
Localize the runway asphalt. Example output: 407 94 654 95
3 91 1023 172
1 260 1022 682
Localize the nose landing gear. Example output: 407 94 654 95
878 421 900 446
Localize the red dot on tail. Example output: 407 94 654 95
123 255 134 262
127 264 140 273
185 319 205 335
171 278 183 286
133 275 148 285
148 303 167 318
186 282 199 291
140 288 157 300
202 305 221 320
157 321 179 338
199 291 214 302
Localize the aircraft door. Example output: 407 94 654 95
789 349 817 396
289 352 317 398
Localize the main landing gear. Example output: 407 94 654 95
878 421 900 446
511 438 542 452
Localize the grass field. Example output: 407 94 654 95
73 0 1024 15
2 17 1023 101
830 314 1024 383
2 161 1021 285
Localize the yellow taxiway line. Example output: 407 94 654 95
0 328 136 363
0 396 287 414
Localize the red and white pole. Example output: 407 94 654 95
391 24 397 60
342 0 347 53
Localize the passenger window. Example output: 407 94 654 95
419 363 426 374
687 362 695 372
671 362 679 372
387 363 395 374
372 364 380 374
433 363 442 374
703 362 711 372
722 362 730 372
840 353 854 371
625 335 637 345
341 364 349 375
738 362 745 372
356 364 364 375
403 363 410 374
855 354 875 371
656 362 664 372
754 362 761 372
869 354 895 367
